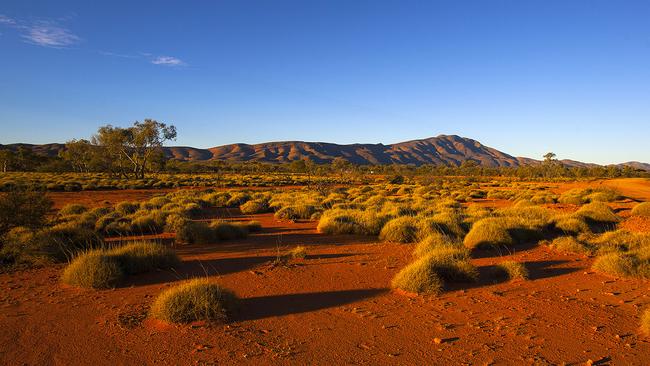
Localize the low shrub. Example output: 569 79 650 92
463 217 540 249
149 279 238 323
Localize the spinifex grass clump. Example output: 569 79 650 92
175 219 261 244
379 216 419 243
150 279 238 323
575 202 620 225
240 200 269 214
632 202 650 218
391 246 476 295
591 231 650 278
641 308 650 336
548 236 593 254
61 241 179 289
494 260 529 280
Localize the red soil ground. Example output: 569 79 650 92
2 179 650 365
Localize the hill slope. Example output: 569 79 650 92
1 135 648 169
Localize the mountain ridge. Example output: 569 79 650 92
1 135 648 170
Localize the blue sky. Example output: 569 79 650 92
1 0 649 164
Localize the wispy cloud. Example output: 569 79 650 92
150 55 186 67
1 14 188 68
22 21 81 48
0 14 81 48
0 14 16 25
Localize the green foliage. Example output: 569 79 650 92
0 188 52 236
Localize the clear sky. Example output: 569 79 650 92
1 1 649 164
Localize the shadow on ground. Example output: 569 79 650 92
236 288 387 321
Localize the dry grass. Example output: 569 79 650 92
379 216 419 243
391 249 477 295
632 202 650 218
494 260 529 280
61 242 179 289
548 236 592 254
149 278 238 323
642 308 650 336
575 202 620 224
287 246 307 259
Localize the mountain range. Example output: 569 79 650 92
2 135 649 170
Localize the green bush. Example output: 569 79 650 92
0 188 52 236
149 279 238 323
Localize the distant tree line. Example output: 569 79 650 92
1 125 648 180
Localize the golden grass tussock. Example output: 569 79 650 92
287 245 307 259
379 216 419 243
575 202 620 224
61 242 179 289
391 249 477 295
494 260 529 280
548 236 593 254
553 215 590 235
631 202 650 218
239 200 269 214
641 308 650 336
150 279 238 323
412 232 465 258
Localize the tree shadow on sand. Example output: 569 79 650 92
236 289 387 321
